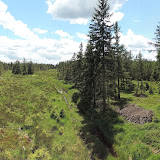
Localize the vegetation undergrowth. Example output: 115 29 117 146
0 70 90 160
1 70 160 160
112 82 160 160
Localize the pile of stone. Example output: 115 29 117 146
117 104 153 125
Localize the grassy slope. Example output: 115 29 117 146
0 70 90 160
1 70 160 160
113 83 160 160
50 77 160 160
53 77 160 160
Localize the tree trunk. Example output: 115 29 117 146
117 56 120 100
102 45 106 112
118 71 120 99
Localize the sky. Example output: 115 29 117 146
0 0 159 64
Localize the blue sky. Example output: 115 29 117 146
0 0 159 64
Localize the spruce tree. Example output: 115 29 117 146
71 53 77 84
22 58 28 75
114 22 122 99
12 60 22 74
74 42 84 89
137 52 143 81
28 61 34 75
150 22 160 80
0 61 4 75
88 0 114 111
80 43 96 108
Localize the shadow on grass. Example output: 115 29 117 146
111 97 133 109
77 101 124 160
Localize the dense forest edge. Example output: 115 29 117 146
1 0 160 159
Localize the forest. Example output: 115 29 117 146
0 0 160 159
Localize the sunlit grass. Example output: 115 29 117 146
0 70 89 159
1 70 160 159
113 82 160 160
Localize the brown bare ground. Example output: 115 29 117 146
117 104 153 125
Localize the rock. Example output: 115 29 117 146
117 104 153 125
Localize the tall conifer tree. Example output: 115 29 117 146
114 22 122 99
88 0 113 111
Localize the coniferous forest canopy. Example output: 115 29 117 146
1 0 160 160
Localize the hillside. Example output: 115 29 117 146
0 70 90 159
1 70 160 160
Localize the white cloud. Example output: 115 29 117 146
76 33 89 40
0 36 82 64
0 1 83 64
46 0 127 24
120 29 156 60
1 0 156 65
34 28 48 34
109 0 128 12
46 0 95 19
110 12 124 24
70 18 88 25
0 0 39 40
55 30 73 39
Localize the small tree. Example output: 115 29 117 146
22 58 28 75
73 42 84 89
28 61 34 75
149 72 154 94
12 60 22 74
140 81 145 95
149 22 160 80
0 61 4 75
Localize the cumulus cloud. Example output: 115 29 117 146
0 0 156 65
76 33 89 40
110 12 124 24
34 28 48 34
55 30 73 39
0 0 82 64
109 0 128 12
46 0 127 24
70 18 88 25
120 29 156 60
0 36 82 64
0 0 39 40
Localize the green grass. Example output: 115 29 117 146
1 70 160 160
112 82 160 160
0 70 90 160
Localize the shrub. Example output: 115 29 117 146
140 81 145 94
125 82 135 93
147 154 160 160
158 89 160 95
72 92 80 103
134 86 140 96
27 148 51 160
146 82 149 91
130 143 151 160
149 86 154 94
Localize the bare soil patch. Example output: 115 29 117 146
117 104 153 125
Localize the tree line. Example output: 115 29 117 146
56 0 160 112
0 59 55 76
